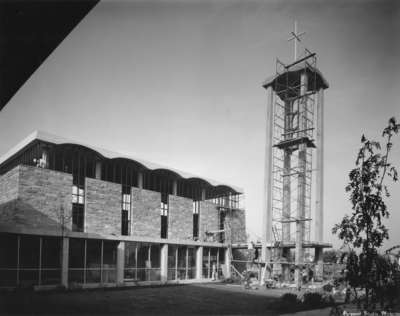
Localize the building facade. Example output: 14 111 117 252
0 131 246 289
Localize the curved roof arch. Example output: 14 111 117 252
0 130 243 194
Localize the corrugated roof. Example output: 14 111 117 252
0 130 244 194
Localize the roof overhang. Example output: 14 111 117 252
263 64 329 100
0 130 244 194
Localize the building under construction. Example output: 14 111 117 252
0 131 246 289
259 46 332 286
230 30 333 288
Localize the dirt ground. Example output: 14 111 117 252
0 283 290 315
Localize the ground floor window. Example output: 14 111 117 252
202 247 220 279
0 233 61 287
167 246 196 281
68 238 117 284
124 242 161 281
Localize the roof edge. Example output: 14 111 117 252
0 130 244 194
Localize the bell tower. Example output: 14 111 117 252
261 22 331 287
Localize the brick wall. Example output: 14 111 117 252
199 201 219 242
16 165 73 231
168 195 193 240
85 178 121 236
131 187 161 239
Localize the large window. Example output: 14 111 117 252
68 238 117 284
121 186 131 236
72 183 85 232
219 211 226 243
193 201 200 239
0 234 61 287
202 247 220 279
167 246 196 281
160 193 168 239
124 242 161 282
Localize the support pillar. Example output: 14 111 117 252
295 72 308 289
161 244 168 283
282 248 291 282
315 88 324 242
137 172 143 189
196 246 203 279
201 188 206 201
224 247 231 279
314 247 324 281
172 180 178 196
262 86 275 263
116 241 125 285
61 237 69 288
282 101 292 242
95 161 102 179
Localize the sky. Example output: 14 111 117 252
0 0 399 249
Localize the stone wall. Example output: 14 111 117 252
131 187 161 239
199 201 219 242
168 195 193 240
16 165 72 231
85 178 121 236
0 166 20 225
225 208 247 244
0 166 19 204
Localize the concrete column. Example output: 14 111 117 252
262 86 275 263
224 247 231 279
282 101 292 242
314 247 324 281
161 244 168 283
315 88 324 242
201 188 206 201
295 72 308 289
43 148 50 168
61 237 69 288
196 246 203 279
137 172 143 189
95 161 102 179
172 179 178 196
116 241 125 285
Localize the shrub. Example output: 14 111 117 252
322 283 334 292
301 292 325 309
269 292 300 312
281 293 300 305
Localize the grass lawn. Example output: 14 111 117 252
0 283 287 315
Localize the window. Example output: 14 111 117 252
160 192 168 239
72 183 85 232
124 242 161 281
219 211 226 243
0 234 62 287
72 185 84 204
69 238 117 284
121 186 131 236
193 201 200 239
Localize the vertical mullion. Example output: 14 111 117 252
16 235 20 286
83 240 87 284
135 244 138 280
216 248 219 279
175 247 178 280
38 237 42 286
100 240 104 284
208 249 211 279
148 245 151 281
185 247 188 280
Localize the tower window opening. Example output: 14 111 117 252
160 192 168 239
121 186 131 236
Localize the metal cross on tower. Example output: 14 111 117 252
288 21 305 61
